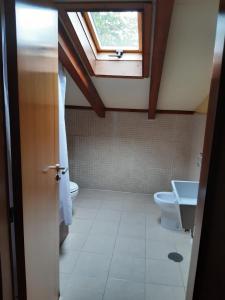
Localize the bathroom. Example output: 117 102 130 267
57 0 216 299
1 0 223 299
59 97 206 300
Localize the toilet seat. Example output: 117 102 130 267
70 181 79 193
154 192 178 204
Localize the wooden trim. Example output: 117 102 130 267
2 1 27 299
66 105 93 110
156 109 194 115
83 12 102 53
186 2 225 299
66 105 148 112
77 12 98 58
55 2 146 12
148 0 175 119
138 12 143 52
59 9 95 76
59 22 105 117
220 0 225 11
142 3 152 77
94 60 142 78
65 105 194 115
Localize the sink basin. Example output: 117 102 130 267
171 180 199 206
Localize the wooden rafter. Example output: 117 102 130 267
148 0 175 119
58 22 105 117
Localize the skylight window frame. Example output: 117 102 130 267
82 11 143 54
57 2 152 78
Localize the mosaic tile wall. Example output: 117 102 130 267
66 110 206 194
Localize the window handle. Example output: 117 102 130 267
108 50 123 59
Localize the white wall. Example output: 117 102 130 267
65 0 219 111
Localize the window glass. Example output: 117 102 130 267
89 11 139 50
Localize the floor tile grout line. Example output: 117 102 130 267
77 204 102 253
101 206 122 300
144 213 147 300
61 201 101 289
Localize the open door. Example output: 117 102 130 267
16 2 59 299
3 1 59 299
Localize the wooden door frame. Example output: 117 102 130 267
187 1 225 299
0 0 27 299
0 2 14 298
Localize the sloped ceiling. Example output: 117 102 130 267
64 0 219 110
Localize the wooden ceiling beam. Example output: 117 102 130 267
58 22 105 118
148 0 175 119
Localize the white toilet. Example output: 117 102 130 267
154 192 182 230
70 181 79 209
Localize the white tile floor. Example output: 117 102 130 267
60 189 192 300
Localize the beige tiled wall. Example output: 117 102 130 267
66 110 206 194
188 114 206 180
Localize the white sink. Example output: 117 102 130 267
171 180 199 206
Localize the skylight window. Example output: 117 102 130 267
83 11 142 53
65 2 152 78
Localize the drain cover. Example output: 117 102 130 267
168 252 183 262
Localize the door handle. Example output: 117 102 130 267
43 164 67 173
62 167 68 175
42 164 68 181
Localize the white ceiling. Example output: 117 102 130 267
64 0 220 110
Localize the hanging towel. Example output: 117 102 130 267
58 63 72 225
